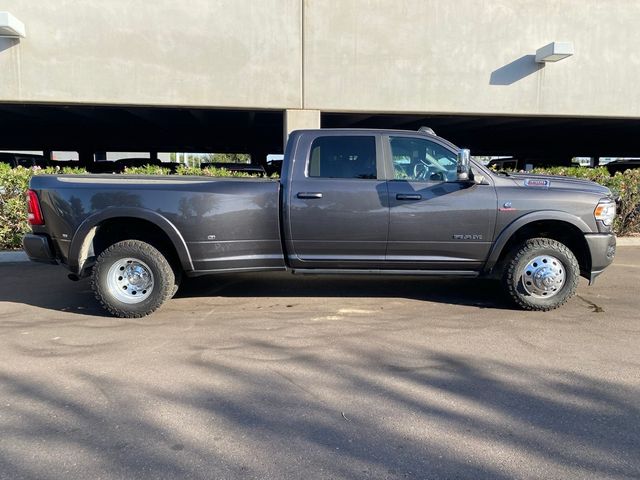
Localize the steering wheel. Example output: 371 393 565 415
413 161 430 180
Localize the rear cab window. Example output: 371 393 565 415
307 136 378 179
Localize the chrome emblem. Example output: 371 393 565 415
453 234 483 240
524 178 550 188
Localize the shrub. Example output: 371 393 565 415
123 165 172 175
0 165 87 249
607 169 640 235
176 165 253 177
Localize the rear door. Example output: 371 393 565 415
286 132 389 268
384 134 497 270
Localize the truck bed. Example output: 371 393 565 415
30 174 285 273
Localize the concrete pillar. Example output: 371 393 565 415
284 109 321 147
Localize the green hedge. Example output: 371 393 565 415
1 163 638 250
123 165 282 178
0 165 88 250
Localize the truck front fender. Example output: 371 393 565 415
484 210 591 273
68 207 194 274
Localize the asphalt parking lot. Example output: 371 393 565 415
0 247 639 480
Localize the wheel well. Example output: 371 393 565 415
494 220 591 277
90 217 182 274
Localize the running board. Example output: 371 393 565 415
291 269 479 277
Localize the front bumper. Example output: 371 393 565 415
584 233 616 284
22 234 57 264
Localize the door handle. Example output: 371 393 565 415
396 193 422 200
297 192 323 199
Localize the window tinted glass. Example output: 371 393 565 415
308 136 377 179
389 136 457 182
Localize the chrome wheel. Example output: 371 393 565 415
106 258 154 304
521 255 565 298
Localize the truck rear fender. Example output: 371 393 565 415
68 207 194 275
484 211 592 277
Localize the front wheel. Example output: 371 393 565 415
92 240 175 318
502 238 580 311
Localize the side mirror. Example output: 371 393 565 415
457 148 471 181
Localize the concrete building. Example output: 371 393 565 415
1 0 639 163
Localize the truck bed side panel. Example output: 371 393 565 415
30 175 285 273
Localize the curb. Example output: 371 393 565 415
1 237 639 264
616 237 640 246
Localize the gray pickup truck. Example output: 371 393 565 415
23 128 617 317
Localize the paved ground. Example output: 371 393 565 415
0 247 639 480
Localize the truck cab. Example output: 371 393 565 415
283 129 496 272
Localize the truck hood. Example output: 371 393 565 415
507 172 612 197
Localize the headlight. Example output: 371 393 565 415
594 200 616 226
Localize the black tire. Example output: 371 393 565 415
171 269 182 298
502 237 580 311
92 240 175 318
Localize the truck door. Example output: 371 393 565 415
384 135 497 270
285 133 389 268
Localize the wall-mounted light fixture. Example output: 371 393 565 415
535 42 573 63
0 12 26 38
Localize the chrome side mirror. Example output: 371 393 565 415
457 149 471 181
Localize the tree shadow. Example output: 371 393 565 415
0 346 638 479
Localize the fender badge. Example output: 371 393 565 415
524 178 550 188
499 201 516 212
453 234 483 240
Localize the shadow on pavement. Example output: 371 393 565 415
177 272 511 309
0 263 105 317
0 347 638 479
0 263 512 317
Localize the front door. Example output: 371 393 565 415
287 133 388 268
384 135 497 270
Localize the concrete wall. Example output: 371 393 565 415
304 0 640 117
1 0 639 118
0 0 302 108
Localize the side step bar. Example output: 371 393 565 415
291 269 479 277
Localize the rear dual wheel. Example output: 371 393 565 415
92 240 177 318
502 238 580 311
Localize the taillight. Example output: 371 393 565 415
27 189 44 225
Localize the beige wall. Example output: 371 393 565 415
0 0 302 108
304 0 640 117
1 1 639 118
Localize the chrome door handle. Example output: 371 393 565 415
297 192 323 199
396 193 422 200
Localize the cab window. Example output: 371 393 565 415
389 136 457 182
308 136 377 179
